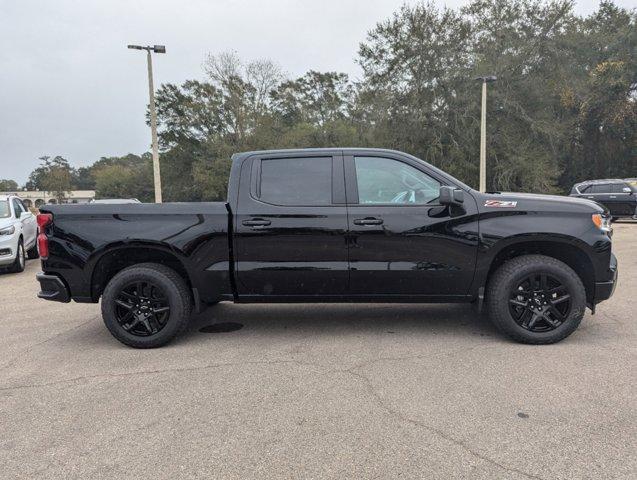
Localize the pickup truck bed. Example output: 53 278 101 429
39 202 233 305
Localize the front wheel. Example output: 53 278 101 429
101 263 192 348
486 255 586 344
9 239 25 273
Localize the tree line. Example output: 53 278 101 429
4 0 636 201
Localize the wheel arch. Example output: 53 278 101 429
481 238 595 305
89 243 192 301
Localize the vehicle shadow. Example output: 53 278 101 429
181 302 501 343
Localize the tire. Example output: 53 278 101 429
486 255 586 344
27 243 39 259
101 263 192 348
9 239 26 273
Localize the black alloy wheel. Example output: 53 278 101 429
508 273 572 332
115 281 171 336
101 263 192 348
486 254 586 345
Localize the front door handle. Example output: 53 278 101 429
242 218 271 227
609 196 616 199
353 217 383 226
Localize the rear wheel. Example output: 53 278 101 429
486 255 586 344
101 263 192 348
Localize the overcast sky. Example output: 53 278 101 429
0 0 631 184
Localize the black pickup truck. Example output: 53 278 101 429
36 148 618 348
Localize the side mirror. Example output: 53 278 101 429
439 186 464 206
622 187 632 194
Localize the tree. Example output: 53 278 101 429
26 156 73 202
0 179 19 191
93 154 154 201
35 1 633 201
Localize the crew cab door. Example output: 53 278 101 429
344 153 478 297
233 152 349 298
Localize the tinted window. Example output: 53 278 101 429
590 184 610 194
259 157 332 205
578 184 591 193
354 156 440 204
609 183 629 193
11 199 23 215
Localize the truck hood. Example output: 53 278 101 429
478 191 606 214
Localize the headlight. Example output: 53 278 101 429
592 214 612 232
0 225 15 235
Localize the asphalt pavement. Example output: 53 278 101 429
0 223 635 479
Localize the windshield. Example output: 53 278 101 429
0 200 10 218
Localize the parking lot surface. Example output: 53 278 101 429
0 223 635 479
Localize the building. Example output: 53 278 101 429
0 190 96 208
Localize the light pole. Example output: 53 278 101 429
128 44 166 203
475 76 497 193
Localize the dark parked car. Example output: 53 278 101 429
569 179 637 220
36 148 617 348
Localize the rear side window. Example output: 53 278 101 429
590 184 610 194
259 157 332 206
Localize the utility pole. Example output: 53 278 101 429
128 44 166 203
475 76 497 193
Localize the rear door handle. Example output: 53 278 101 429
242 218 271 227
353 217 383 226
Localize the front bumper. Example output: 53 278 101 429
0 234 17 266
594 253 618 305
36 272 71 303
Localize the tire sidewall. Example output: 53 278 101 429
492 260 586 343
12 240 25 273
102 267 188 347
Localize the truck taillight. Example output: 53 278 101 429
36 214 52 259
38 233 49 259
37 213 53 229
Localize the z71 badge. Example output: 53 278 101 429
484 200 518 208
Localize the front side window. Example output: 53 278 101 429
259 157 332 206
610 183 631 193
354 156 441 204
12 199 23 216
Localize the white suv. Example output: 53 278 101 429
0 195 38 273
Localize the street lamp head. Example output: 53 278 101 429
127 44 166 54
475 75 498 83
